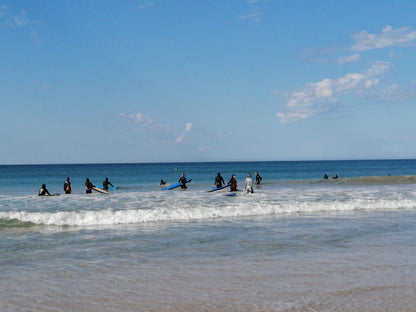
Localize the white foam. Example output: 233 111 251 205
1 186 416 226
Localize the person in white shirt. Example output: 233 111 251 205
245 174 254 194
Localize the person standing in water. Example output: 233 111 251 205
38 184 51 196
85 178 94 194
214 172 225 188
228 174 238 192
245 174 254 194
102 177 114 190
63 177 72 194
255 171 262 185
178 173 188 190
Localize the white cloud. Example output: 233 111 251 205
337 53 361 64
185 122 192 132
276 62 392 123
175 123 193 144
350 25 416 51
40 81 50 89
121 113 193 144
138 1 154 10
0 7 35 28
237 12 261 21
175 134 185 143
120 112 160 129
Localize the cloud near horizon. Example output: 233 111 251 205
175 122 192 143
276 62 392 123
350 25 416 51
120 112 192 144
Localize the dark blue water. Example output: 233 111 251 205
1 159 416 195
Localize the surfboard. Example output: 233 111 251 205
106 186 119 190
92 186 109 194
162 179 192 190
208 184 231 192
224 193 236 197
51 193 60 196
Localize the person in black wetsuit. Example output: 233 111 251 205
179 173 188 190
228 174 238 192
214 172 225 188
63 177 72 194
85 178 94 194
160 179 167 185
38 184 51 196
103 177 114 190
255 171 262 185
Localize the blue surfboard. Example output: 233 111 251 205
208 184 231 192
224 193 236 197
162 179 192 190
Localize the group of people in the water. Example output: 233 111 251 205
40 172 263 196
213 171 262 193
216 171 262 193
160 171 263 193
323 174 338 179
39 177 114 196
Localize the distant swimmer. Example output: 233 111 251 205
63 177 72 194
323 174 328 179
228 174 238 192
102 177 114 190
160 179 167 185
332 174 339 179
245 174 254 194
85 178 94 194
38 184 51 196
255 171 262 185
214 172 225 188
178 173 188 190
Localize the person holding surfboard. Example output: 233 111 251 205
214 172 225 188
63 177 72 194
102 178 114 190
228 174 238 192
178 173 188 190
85 178 95 194
38 184 51 196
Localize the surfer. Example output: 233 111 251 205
63 177 72 194
228 174 238 192
323 174 328 179
103 177 114 190
245 174 254 194
214 172 225 188
38 184 51 196
332 174 339 179
160 179 167 185
178 173 188 190
85 178 94 194
255 171 262 185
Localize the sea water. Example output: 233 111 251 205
1 160 416 311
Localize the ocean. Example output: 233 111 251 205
1 160 416 311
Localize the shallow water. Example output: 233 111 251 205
1 160 416 311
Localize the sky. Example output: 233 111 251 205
1 0 416 164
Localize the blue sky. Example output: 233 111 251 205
1 0 416 164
